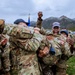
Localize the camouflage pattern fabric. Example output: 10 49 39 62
3 24 15 35
53 35 71 56
3 24 48 75
41 34 71 75
55 35 71 75
40 27 47 35
0 22 42 75
42 35 62 65
10 47 40 75
9 26 34 39
36 18 43 29
0 34 10 75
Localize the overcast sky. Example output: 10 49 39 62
0 0 75 23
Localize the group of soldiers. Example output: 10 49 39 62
0 11 75 75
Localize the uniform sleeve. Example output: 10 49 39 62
2 45 11 72
39 38 50 50
3 24 15 35
40 27 47 35
61 42 71 58
36 18 43 29
24 38 40 52
24 33 50 52
23 33 44 52
0 35 10 72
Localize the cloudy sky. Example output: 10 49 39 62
0 0 75 23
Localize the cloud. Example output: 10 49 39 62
0 0 75 23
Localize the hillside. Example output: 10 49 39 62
31 15 75 31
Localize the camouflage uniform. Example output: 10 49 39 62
46 34 71 75
3 23 49 75
1 20 43 75
40 33 71 75
53 35 71 75
40 34 62 75
0 20 10 75
0 35 10 75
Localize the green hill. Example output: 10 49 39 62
31 15 75 31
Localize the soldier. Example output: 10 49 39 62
0 19 11 75
51 23 71 75
0 18 48 75
9 26 50 75
0 18 47 75
38 32 62 75
37 22 61 75
38 21 71 75
0 19 50 75
55 29 71 75
38 30 71 75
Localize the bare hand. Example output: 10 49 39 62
38 47 49 57
1 38 7 46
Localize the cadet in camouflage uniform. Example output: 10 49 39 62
50 22 72 75
1 19 50 75
39 30 71 75
55 29 71 75
0 18 48 75
50 22 71 75
38 32 63 75
9 26 49 75
38 22 71 75
0 19 10 75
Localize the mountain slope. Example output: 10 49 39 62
31 16 75 30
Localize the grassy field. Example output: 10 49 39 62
66 56 75 75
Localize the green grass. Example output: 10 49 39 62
66 56 75 75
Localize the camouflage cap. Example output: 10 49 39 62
0 19 5 34
46 30 53 36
